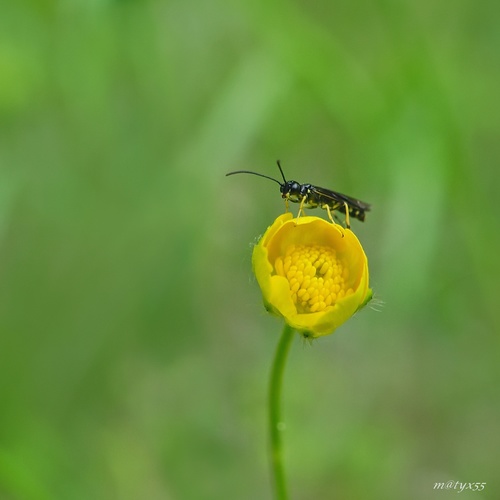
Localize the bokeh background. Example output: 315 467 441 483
1 0 499 499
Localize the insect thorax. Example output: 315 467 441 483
282 181 313 204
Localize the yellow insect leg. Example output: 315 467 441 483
343 202 351 229
297 197 307 219
322 203 345 237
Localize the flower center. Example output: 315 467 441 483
274 244 353 313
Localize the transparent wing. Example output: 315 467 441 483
310 186 371 211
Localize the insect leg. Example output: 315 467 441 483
297 196 307 218
322 203 345 237
322 203 335 223
343 202 351 229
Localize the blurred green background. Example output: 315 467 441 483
1 0 499 499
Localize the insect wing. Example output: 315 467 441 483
310 185 371 212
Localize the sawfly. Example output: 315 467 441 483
226 160 370 228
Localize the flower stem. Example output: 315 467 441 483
269 323 295 500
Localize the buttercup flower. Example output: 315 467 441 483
253 213 372 338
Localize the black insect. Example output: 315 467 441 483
226 160 370 228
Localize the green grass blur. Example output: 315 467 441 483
1 1 499 499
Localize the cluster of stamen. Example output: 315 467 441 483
274 244 353 313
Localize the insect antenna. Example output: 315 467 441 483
226 160 289 187
276 160 287 183
225 170 283 186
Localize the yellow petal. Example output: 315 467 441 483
253 214 371 338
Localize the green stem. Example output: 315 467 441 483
269 323 295 500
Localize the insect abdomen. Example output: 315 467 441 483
350 208 366 221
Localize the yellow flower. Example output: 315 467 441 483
253 213 372 338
